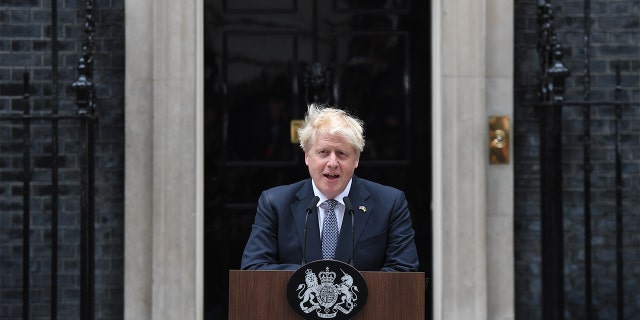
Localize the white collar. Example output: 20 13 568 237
311 178 352 206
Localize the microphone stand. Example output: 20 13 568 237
301 196 320 265
343 197 355 267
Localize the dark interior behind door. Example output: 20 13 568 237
204 0 431 318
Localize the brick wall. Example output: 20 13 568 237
0 1 124 319
515 0 640 319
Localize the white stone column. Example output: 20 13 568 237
432 0 514 318
485 0 515 318
124 0 204 318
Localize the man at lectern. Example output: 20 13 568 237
241 104 419 272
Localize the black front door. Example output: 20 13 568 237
204 0 431 318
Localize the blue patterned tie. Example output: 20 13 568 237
322 199 339 259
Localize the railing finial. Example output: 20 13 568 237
72 1 96 115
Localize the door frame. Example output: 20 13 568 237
123 0 515 319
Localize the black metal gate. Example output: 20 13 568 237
537 1 638 319
0 1 97 319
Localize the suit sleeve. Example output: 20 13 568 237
240 190 301 270
380 191 420 272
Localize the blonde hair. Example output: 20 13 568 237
297 103 365 154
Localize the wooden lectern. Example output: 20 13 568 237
229 270 425 319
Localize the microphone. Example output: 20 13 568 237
302 196 320 265
343 196 355 267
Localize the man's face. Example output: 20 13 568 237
305 131 359 200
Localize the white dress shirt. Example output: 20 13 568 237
311 179 352 237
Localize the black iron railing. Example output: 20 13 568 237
0 1 97 319
536 1 636 319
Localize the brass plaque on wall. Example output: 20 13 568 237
290 120 304 144
489 116 510 164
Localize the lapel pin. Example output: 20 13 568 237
358 206 367 213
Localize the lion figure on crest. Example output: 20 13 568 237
297 269 320 311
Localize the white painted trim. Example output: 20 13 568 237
431 0 443 318
124 0 203 318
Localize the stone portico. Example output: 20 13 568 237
123 0 515 319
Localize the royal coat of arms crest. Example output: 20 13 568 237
287 260 368 320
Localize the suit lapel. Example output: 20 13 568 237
334 177 372 264
293 180 323 263
335 213 352 263
305 208 322 262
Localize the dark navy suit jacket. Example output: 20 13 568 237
240 176 419 271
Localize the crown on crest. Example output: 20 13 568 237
305 269 315 279
319 267 336 284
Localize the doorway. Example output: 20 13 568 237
203 0 431 318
